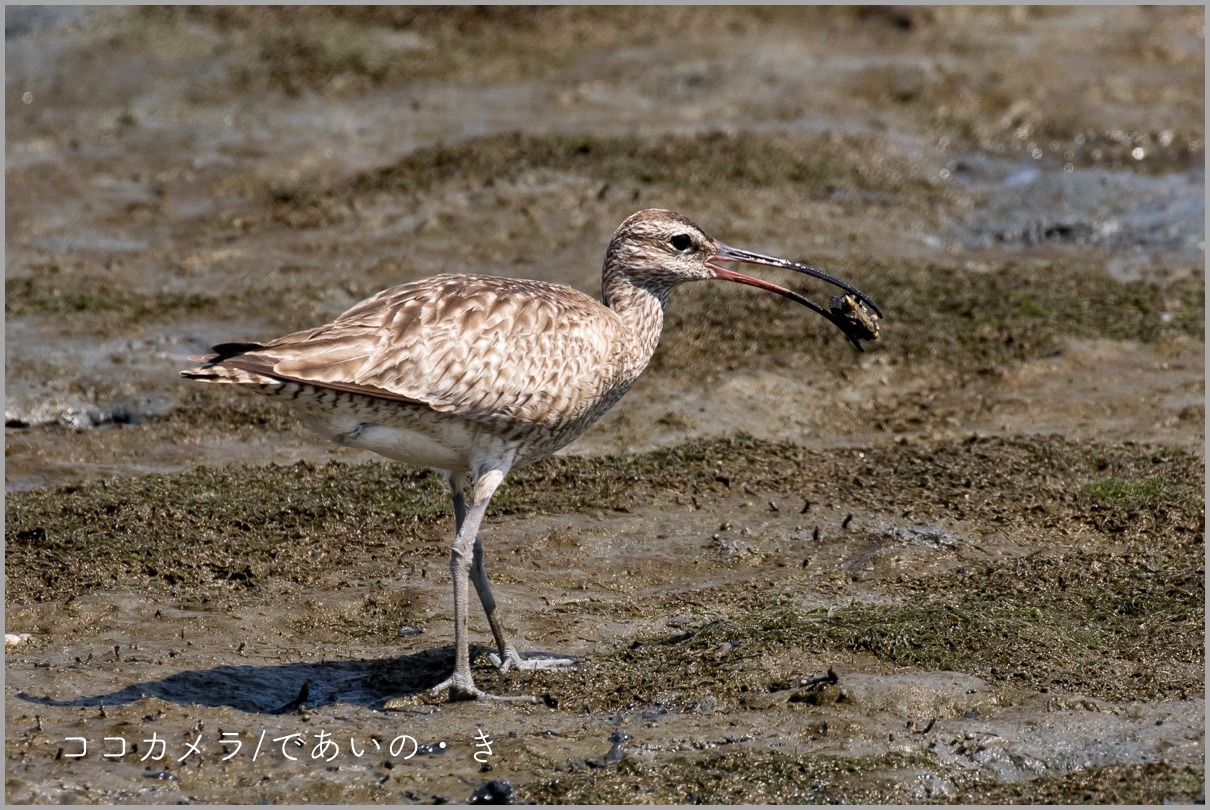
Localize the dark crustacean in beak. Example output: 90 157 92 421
706 242 882 351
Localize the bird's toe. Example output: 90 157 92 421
429 672 539 703
489 650 576 673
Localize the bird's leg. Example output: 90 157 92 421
469 536 521 670
450 470 520 666
430 470 535 703
471 537 576 674
450 471 529 674
447 471 468 532
449 471 573 676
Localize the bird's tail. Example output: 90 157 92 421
179 342 272 384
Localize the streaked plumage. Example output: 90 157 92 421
181 208 881 701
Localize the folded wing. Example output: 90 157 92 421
192 274 627 429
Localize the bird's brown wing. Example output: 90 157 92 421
214 274 629 427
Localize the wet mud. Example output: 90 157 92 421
5 6 1205 804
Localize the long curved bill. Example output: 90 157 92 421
707 242 883 351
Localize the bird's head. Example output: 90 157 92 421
605 209 721 285
606 209 883 350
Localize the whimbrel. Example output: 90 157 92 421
181 209 881 702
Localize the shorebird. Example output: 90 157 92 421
181 209 881 702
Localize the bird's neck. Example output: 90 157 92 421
602 268 672 370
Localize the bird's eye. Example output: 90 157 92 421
669 233 693 252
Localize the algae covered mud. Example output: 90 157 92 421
6 6 1204 804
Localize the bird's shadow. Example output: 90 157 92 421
17 646 466 715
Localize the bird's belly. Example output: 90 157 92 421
257 383 485 472
250 373 637 474
338 422 477 470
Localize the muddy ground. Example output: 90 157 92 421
5 6 1205 804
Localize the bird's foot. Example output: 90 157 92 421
429 672 538 704
488 648 577 674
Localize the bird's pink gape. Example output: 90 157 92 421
707 242 882 350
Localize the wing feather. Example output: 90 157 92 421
210 274 628 427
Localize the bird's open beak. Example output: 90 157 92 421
706 242 882 351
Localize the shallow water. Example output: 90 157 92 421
952 156 1204 264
